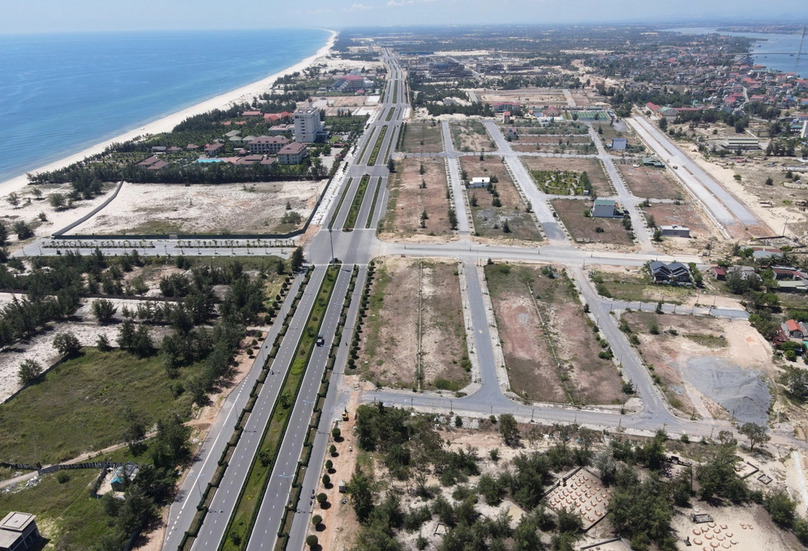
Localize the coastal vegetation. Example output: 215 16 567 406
28 103 367 187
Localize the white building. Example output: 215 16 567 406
294 107 326 143
467 177 490 189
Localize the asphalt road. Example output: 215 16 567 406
442 121 472 235
482 119 567 242
285 266 367 551
240 47 406 550
586 123 653 250
189 268 327 551
161 275 304 551
627 115 762 230
245 265 353 551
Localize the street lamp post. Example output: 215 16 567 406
329 228 334 262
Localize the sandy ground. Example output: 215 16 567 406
0 32 337 198
0 183 115 250
67 180 324 235
627 313 772 420
671 502 801 551
687 146 782 237
0 299 174 403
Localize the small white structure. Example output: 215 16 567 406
0 512 40 551
659 225 691 238
467 177 491 189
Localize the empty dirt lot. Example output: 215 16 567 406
552 199 634 246
379 157 454 239
617 164 685 200
459 156 542 241
641 201 717 239
400 120 444 154
621 312 772 420
485 263 625 405
450 120 495 152
478 87 567 105
68 180 323 235
520 156 613 196
358 257 470 391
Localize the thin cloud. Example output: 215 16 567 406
347 3 374 10
387 0 436 5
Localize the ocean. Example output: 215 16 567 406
0 28 330 183
670 27 808 79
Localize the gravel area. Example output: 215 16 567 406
683 356 771 426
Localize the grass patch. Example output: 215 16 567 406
400 121 443 154
360 264 391 366
329 177 352 229
368 126 388 166
590 270 693 304
684 334 728 348
531 170 593 196
385 108 395 122
220 266 339 551
366 176 382 229
343 175 370 231
0 349 191 465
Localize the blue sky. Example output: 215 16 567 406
3 0 808 34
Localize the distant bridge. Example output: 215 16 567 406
753 25 806 59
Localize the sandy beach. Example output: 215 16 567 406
0 29 337 197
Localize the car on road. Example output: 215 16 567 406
316 335 325 346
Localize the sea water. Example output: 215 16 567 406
0 28 330 182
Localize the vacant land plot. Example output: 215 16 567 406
521 157 612 196
379 157 454 238
641 201 714 238
69 180 324 235
512 141 595 155
359 258 470 391
480 87 567 105
621 312 772 419
617 164 684 200
498 121 589 136
552 199 634 245
400 120 444 154
459 156 542 241
485 263 625 405
450 120 495 152
0 348 191 464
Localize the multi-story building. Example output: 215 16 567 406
247 136 290 155
294 107 326 143
278 142 308 165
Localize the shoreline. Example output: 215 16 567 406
0 29 337 196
